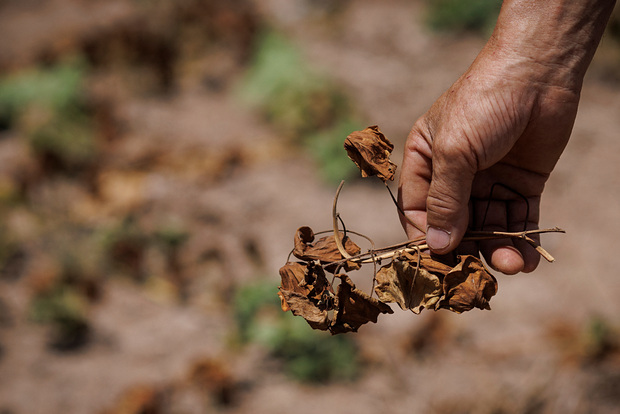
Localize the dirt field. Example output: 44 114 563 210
1 1 620 413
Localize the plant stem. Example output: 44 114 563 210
332 180 352 259
328 180 564 268
384 181 426 234
345 227 564 265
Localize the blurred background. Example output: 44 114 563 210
1 0 620 413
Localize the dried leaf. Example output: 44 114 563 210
374 258 442 314
400 251 452 276
279 262 334 301
292 226 361 269
278 262 335 329
279 290 331 330
278 262 311 298
344 125 397 182
437 255 498 313
330 274 393 334
307 264 335 302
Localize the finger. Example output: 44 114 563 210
508 197 541 273
455 199 479 258
425 134 476 254
474 199 525 275
398 128 433 240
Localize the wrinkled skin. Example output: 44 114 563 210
398 0 616 274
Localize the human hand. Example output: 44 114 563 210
398 0 615 275
398 55 577 274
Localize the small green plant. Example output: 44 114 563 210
29 284 91 351
584 315 619 362
239 30 353 139
153 224 189 250
238 30 365 184
0 59 84 125
425 0 502 36
233 280 360 383
304 118 364 185
0 58 96 170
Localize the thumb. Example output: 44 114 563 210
425 143 476 254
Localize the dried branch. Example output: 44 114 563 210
332 180 352 259
384 182 426 234
342 227 565 265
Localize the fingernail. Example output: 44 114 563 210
426 226 451 251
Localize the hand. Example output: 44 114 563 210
398 49 579 274
398 0 615 275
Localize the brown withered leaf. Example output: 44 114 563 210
400 251 453 277
330 274 393 334
279 291 331 330
278 262 311 299
292 226 361 271
344 125 397 182
278 262 335 329
437 255 498 313
279 262 335 304
374 258 442 314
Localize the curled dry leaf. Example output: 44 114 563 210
330 274 393 334
374 257 442 314
374 252 498 315
280 236 500 333
293 226 361 272
278 262 311 301
410 252 453 276
344 125 397 182
438 255 498 313
279 291 331 330
278 261 334 302
278 262 392 333
278 262 335 330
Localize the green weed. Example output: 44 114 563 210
29 284 91 351
584 315 620 363
0 60 85 125
238 30 365 184
233 280 360 383
239 30 352 139
0 58 97 170
304 118 364 185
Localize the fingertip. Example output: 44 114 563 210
520 252 541 273
426 226 452 253
489 246 525 275
425 211 469 254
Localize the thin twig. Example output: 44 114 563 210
332 180 352 259
347 227 565 265
407 245 421 309
465 227 564 263
465 227 565 238
384 182 426 234
370 247 378 298
523 235 555 262
326 181 563 268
